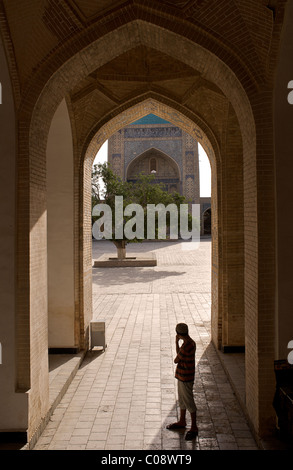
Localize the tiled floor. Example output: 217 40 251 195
34 239 259 450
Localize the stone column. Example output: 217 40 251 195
0 34 28 437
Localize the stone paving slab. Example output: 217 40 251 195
34 239 259 451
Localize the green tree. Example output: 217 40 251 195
92 162 196 259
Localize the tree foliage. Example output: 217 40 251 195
92 162 194 257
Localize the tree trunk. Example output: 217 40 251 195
114 240 127 259
117 246 126 259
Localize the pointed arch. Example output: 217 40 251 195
17 19 260 441
126 146 181 181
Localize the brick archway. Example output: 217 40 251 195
83 97 221 353
18 20 267 440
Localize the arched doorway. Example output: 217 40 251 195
83 98 222 351
14 19 268 443
126 148 181 193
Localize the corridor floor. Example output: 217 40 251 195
34 239 258 450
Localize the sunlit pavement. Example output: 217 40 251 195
34 239 258 450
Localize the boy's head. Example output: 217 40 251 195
176 323 189 337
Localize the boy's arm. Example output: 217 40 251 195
174 335 181 363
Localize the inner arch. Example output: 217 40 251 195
83 98 220 352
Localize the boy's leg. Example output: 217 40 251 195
183 382 198 439
178 408 187 426
190 410 198 433
166 381 187 429
166 408 186 429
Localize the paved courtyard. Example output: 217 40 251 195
34 239 258 450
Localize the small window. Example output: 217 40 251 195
150 157 157 173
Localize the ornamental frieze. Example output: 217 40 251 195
124 127 182 139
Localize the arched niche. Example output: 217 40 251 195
126 148 181 194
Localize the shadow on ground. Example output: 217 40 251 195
92 268 186 286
